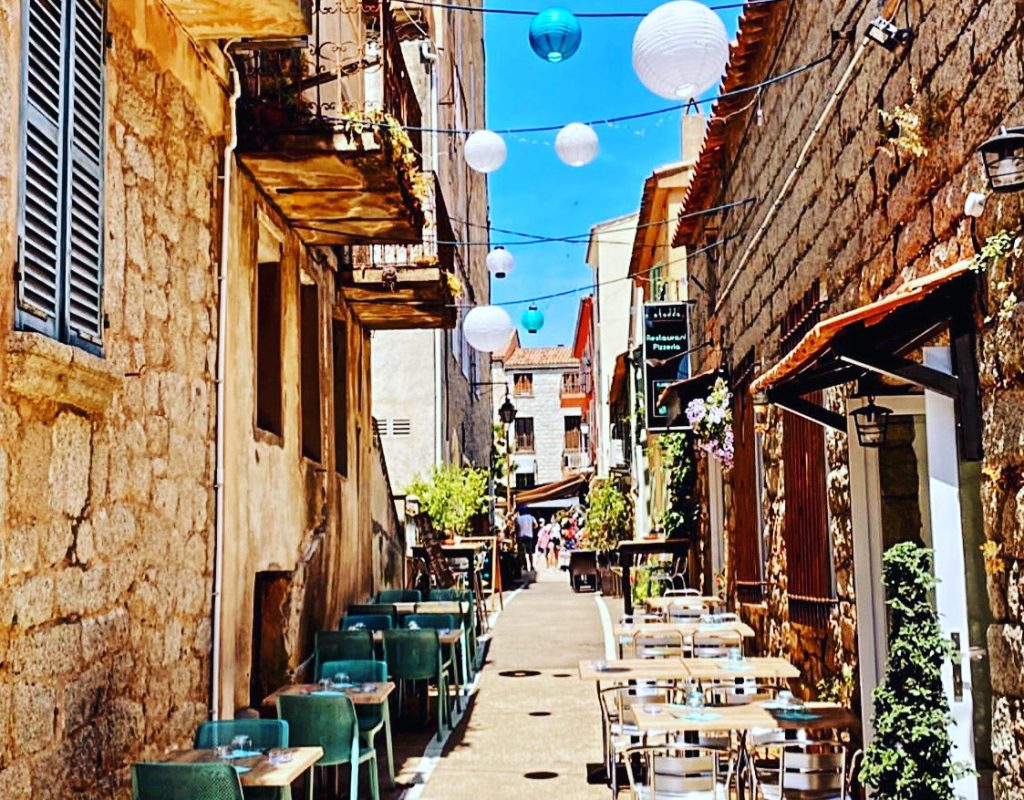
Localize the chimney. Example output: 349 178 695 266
681 113 707 164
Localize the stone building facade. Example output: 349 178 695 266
0 0 456 795
675 0 1024 795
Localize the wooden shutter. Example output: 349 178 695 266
64 0 106 346
17 0 68 335
732 354 763 602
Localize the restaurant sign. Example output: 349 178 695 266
642 302 691 431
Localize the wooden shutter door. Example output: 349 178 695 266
64 0 106 349
17 0 67 336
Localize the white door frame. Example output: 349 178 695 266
847 347 977 800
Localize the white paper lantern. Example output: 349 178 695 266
555 122 599 167
486 247 515 278
632 1 729 101
464 130 507 174
464 305 514 353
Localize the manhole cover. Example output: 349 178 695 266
498 670 541 678
524 771 559 780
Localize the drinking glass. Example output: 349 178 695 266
318 678 332 692
686 685 705 710
215 745 233 761
332 672 350 688
231 735 252 754
727 645 743 663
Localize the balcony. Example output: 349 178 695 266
339 175 456 329
236 0 424 245
163 0 312 38
561 371 587 409
562 449 591 475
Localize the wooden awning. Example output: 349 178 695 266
514 475 589 506
750 259 982 459
656 367 723 428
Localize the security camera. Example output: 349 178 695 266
964 192 988 218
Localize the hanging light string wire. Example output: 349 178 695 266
397 0 785 17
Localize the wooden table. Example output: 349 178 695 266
577 657 799 682
644 595 725 611
164 747 323 788
261 681 395 708
370 627 464 646
628 700 855 734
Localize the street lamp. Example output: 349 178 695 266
979 126 1024 193
851 397 893 448
498 395 518 424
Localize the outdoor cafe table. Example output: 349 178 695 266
163 746 323 788
644 595 725 611
577 656 799 682
613 621 755 657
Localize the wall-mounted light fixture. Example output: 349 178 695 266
851 396 893 448
498 394 518 425
866 16 912 51
979 126 1024 193
752 390 770 434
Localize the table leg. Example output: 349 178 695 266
622 558 633 615
450 642 463 712
736 730 750 800
383 697 396 788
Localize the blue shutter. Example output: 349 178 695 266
64 0 106 348
16 0 67 336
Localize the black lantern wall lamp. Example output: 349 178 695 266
850 396 893 448
979 126 1024 194
498 394 518 425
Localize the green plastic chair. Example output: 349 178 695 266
376 589 421 603
132 762 243 799
314 630 373 679
341 614 394 632
318 659 395 787
406 614 461 709
382 629 451 739
425 590 478 675
277 693 378 800
347 603 398 621
194 720 290 800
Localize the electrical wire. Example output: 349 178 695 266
398 0 785 17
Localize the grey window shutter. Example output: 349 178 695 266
64 0 106 347
16 0 67 336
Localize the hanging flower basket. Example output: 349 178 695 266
685 377 734 468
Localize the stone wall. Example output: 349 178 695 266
0 6 220 795
508 367 577 485
685 0 1024 793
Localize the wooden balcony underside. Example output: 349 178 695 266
163 0 311 38
340 266 455 330
240 131 424 245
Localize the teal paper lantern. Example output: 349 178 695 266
529 8 582 63
521 305 545 334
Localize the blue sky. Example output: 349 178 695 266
484 1 742 346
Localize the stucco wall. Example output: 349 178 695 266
685 0 1024 793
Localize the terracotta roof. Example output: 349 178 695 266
672 2 785 248
750 259 975 394
504 346 578 368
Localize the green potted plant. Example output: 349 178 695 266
860 542 966 799
406 464 490 542
583 478 634 596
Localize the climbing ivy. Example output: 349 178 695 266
659 432 700 539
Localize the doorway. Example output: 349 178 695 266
847 349 993 800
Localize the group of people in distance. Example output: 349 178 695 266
514 505 585 572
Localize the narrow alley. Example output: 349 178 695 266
390 570 609 800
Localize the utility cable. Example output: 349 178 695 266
398 0 785 17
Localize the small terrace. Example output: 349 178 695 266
235 0 424 245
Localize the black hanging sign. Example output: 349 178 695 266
642 302 691 431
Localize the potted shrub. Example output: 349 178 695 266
583 478 634 596
406 465 490 542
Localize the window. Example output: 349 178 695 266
564 416 582 450
562 372 583 395
514 417 535 452
513 373 533 396
732 352 763 603
256 262 283 436
16 0 107 353
331 318 347 476
515 472 536 490
299 281 321 462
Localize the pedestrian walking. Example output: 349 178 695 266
547 515 562 569
515 506 538 571
536 519 551 569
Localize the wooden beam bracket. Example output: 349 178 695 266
767 389 847 432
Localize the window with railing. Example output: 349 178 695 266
564 416 583 451
561 372 584 395
513 373 533 396
515 417 535 452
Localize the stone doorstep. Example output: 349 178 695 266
4 330 123 414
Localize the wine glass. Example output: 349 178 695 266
231 735 252 755
332 672 350 688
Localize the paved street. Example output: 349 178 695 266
392 569 609 800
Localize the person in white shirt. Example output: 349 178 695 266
547 518 562 568
515 507 538 570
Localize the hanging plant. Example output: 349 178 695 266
685 377 734 467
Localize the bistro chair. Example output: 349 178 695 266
131 762 244 800
667 602 706 623
382 629 452 739
632 627 686 659
617 613 664 656
666 588 701 597
277 693 379 800
341 614 393 632
691 632 743 659
318 659 395 789
347 604 399 624
407 613 463 703
376 589 421 604
195 720 290 800
429 592 480 678
315 630 374 678
623 743 728 800
426 588 461 601
751 739 851 800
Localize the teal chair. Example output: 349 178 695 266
425 590 478 674
382 629 451 740
314 630 373 679
347 603 397 621
132 762 243 799
277 693 379 800
341 614 393 632
195 720 290 800
376 589 421 603
406 614 462 709
318 659 395 788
